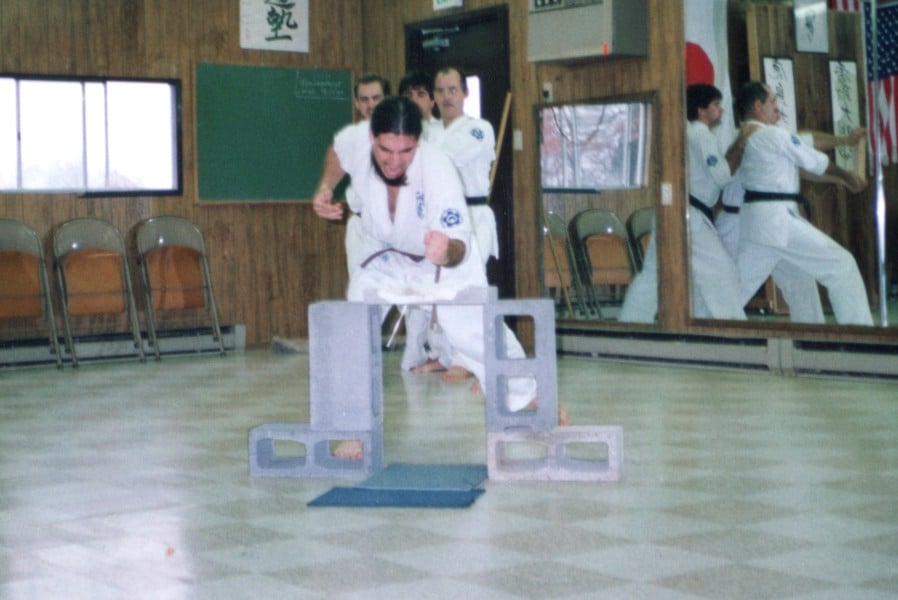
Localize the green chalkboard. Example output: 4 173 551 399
196 63 352 202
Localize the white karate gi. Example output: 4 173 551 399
333 120 372 277
429 115 499 261
717 180 825 323
736 120 872 325
410 115 498 370
341 139 536 411
619 120 745 322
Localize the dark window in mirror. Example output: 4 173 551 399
539 101 651 192
0 74 182 196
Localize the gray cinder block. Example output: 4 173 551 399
483 298 558 433
487 426 623 482
248 422 383 480
309 301 383 432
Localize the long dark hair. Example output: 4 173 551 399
370 95 423 139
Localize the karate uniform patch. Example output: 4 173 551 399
707 155 719 167
440 208 462 228
470 128 484 141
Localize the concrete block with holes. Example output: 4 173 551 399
487 425 623 482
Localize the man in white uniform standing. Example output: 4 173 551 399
619 84 748 322
410 66 499 382
717 126 866 323
313 96 555 457
734 81 871 325
314 73 390 279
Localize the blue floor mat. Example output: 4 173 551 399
360 463 487 490
307 486 484 508
308 463 488 508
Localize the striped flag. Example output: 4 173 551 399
830 0 862 10
864 2 898 165
831 0 898 165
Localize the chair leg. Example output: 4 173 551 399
139 264 162 361
40 265 63 368
202 257 225 356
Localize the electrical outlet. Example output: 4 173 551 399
661 182 673 206
513 129 523 151
542 82 553 103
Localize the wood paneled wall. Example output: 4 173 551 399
1 0 363 346
3 0 893 347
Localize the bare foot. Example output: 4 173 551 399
441 364 473 383
558 404 570 426
411 358 445 374
331 439 364 460
522 398 570 426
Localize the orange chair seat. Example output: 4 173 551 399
0 250 43 318
586 234 632 285
144 246 205 310
61 249 126 315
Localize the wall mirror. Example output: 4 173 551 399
683 0 895 333
537 96 656 323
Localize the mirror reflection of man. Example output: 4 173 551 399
620 83 748 322
734 81 872 326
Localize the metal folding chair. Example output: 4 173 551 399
626 206 654 272
569 208 636 317
0 219 63 367
543 212 587 318
53 218 145 367
135 216 224 359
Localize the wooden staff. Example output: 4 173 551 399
543 213 575 317
488 91 513 199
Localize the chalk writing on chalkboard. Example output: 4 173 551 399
294 72 350 101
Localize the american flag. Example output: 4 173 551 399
831 0 862 11
831 0 898 165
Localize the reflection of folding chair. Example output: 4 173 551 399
135 216 224 360
543 212 586 317
53 218 145 367
0 219 63 367
569 208 636 316
626 206 654 272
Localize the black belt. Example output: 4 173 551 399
688 195 714 222
465 196 488 206
744 190 811 218
722 205 740 214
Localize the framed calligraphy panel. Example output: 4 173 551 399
240 0 309 53
829 60 864 174
763 56 797 133
794 0 829 54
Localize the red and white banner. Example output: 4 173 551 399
685 0 735 147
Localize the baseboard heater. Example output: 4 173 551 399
557 328 898 380
0 324 245 369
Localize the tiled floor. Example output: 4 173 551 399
1 347 897 599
